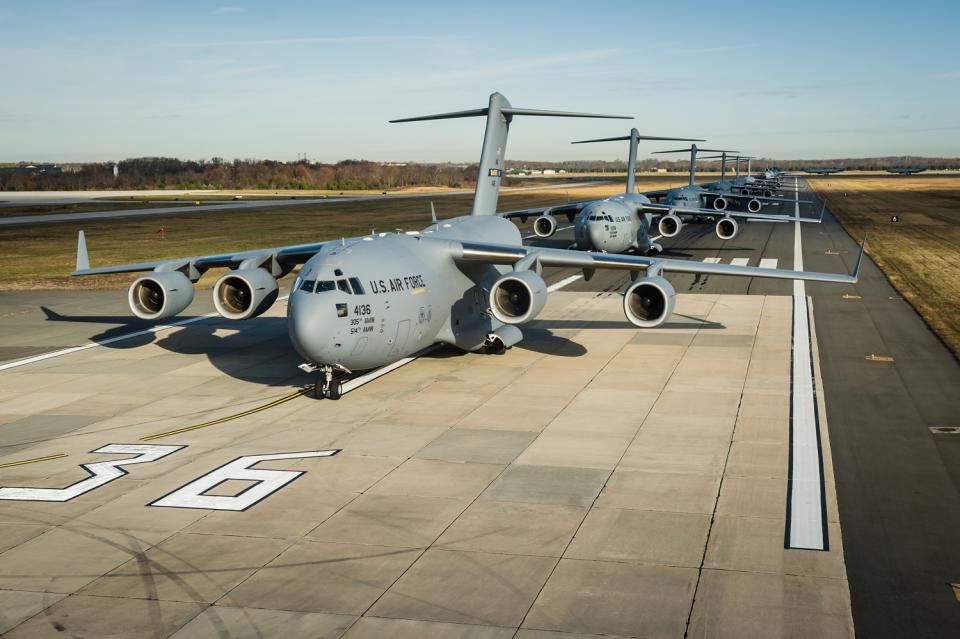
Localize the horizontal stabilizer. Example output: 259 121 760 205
572 134 704 144
653 148 738 154
391 107 630 123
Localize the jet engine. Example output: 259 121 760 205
747 198 762 213
213 267 279 320
623 276 676 328
128 271 195 320
715 217 740 240
489 270 548 325
763 189 774 198
657 213 683 238
533 214 558 238
712 196 728 211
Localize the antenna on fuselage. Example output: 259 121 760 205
390 92 630 217
571 129 704 194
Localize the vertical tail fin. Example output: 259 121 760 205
571 130 703 194
391 93 630 216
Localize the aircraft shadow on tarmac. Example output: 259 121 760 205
39 306 724 385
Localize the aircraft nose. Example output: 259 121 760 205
288 291 332 363
587 223 606 250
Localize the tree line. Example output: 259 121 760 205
2 155 959 191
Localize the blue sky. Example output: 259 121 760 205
1 0 958 162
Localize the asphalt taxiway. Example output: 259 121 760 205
0 180 957 638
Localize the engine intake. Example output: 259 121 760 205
533 214 558 238
213 267 279 320
489 270 548 325
623 276 676 328
658 213 682 238
747 198 762 213
716 217 740 240
128 271 194 320
712 196 728 211
763 189 773 198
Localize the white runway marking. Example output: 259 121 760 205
702 257 722 264
759 258 779 269
0 297 287 372
548 274 583 292
786 177 827 551
730 258 750 266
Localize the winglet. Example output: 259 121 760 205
851 235 866 282
76 231 90 272
430 201 437 224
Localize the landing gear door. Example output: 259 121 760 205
388 319 411 357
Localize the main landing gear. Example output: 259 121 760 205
646 243 663 255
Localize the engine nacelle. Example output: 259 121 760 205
747 198 762 213
657 213 683 238
716 217 740 240
128 271 194 320
763 189 774 198
489 269 548 325
213 267 279 320
713 196 728 211
533 214 558 238
623 276 676 328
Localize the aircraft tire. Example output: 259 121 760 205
328 379 343 400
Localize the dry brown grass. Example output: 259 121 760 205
808 175 960 358
3 180 696 291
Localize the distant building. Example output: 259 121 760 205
0 163 62 176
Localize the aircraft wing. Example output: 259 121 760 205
453 235 863 284
640 188 672 200
498 200 592 223
70 230 334 277
699 191 807 204
640 202 825 224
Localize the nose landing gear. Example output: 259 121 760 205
299 363 350 400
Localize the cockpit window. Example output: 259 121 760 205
299 278 315 293
349 277 365 294
337 279 351 294
315 280 335 293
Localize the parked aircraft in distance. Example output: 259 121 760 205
806 167 846 175
886 167 927 175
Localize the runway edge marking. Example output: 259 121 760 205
786 177 829 551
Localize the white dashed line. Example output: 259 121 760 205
702 257 722 264
730 258 750 266
759 258 779 269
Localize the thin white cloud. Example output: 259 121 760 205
168 35 435 48
213 6 245 14
674 44 756 55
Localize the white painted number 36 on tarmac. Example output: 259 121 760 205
0 445 339 511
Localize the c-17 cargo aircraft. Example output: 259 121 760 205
500 130 821 252
886 166 927 175
71 92 863 399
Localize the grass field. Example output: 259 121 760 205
807 175 960 358
0 177 689 291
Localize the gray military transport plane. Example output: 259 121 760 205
71 92 863 399
500 130 819 254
